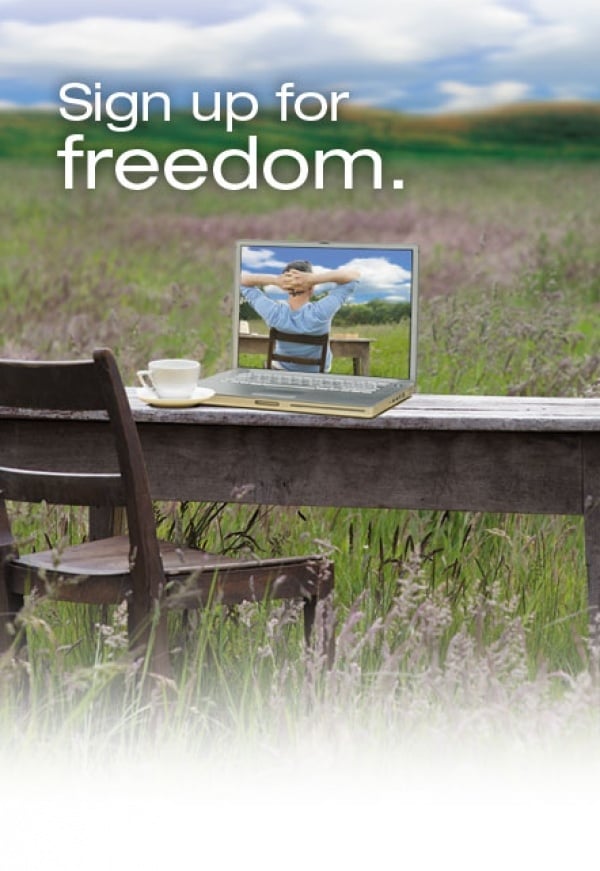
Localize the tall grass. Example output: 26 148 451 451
1 157 600 763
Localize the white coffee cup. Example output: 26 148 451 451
137 358 200 398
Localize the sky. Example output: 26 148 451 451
0 0 598 113
241 245 414 303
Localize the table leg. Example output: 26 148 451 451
89 506 127 539
583 435 600 631
353 352 369 376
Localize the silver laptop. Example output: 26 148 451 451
199 241 418 418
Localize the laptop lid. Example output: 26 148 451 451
198 240 418 417
235 240 418 381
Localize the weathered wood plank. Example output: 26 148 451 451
0 466 124 505
0 417 584 514
126 393 600 433
137 425 582 515
2 394 597 643
4 392 600 432
0 419 119 473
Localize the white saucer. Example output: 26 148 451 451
137 387 215 408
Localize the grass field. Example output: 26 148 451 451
2 101 600 162
1 109 600 767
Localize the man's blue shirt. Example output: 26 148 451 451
240 280 357 372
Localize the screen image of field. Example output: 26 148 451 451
237 243 416 378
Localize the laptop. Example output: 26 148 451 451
199 241 418 418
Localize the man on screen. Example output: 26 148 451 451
240 260 360 372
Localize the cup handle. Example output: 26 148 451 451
137 370 153 390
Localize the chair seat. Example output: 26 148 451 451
0 350 335 669
7 534 332 609
12 535 244 578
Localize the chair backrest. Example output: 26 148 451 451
266 328 329 372
0 349 165 623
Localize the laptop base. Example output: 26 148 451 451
199 369 413 418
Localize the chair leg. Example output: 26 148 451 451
0 609 13 652
303 595 316 645
151 612 173 677
0 503 22 653
127 601 173 679
0 581 23 653
303 594 335 667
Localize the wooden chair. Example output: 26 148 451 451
266 328 329 372
0 349 334 674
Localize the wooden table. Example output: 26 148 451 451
1 393 599 618
239 333 374 375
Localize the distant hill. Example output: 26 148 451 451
340 101 600 157
1 101 599 162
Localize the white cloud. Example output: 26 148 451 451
0 3 541 79
484 1 600 95
0 8 305 78
352 86 408 108
380 293 409 303
435 80 532 112
0 2 598 110
345 256 412 291
241 247 287 270
0 97 55 110
316 0 529 64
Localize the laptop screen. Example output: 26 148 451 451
235 241 418 381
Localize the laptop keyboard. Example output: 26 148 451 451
224 370 383 394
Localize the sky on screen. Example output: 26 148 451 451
241 245 414 303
